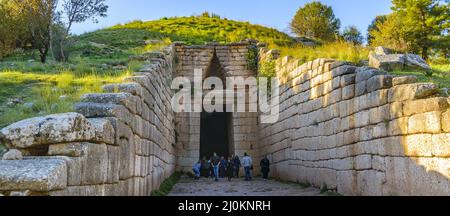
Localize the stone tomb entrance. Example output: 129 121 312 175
200 52 232 159
174 42 259 171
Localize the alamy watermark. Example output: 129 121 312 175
171 69 280 123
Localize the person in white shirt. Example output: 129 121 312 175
242 153 253 181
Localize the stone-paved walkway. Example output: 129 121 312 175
168 175 322 196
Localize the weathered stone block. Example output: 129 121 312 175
408 111 442 134
356 170 385 196
106 145 120 184
360 126 373 141
343 128 360 145
103 82 143 96
431 134 450 157
392 76 418 86
81 93 136 113
366 75 393 92
369 54 404 71
340 116 354 131
381 136 406 156
354 155 372 170
337 170 357 196
443 110 450 132
388 117 408 136
75 103 134 129
329 61 350 70
390 102 403 119
403 97 448 117
48 143 88 157
354 111 370 128
372 123 388 138
372 156 386 171
388 83 439 102
2 149 23 160
355 81 367 96
88 118 115 145
342 85 355 100
404 134 433 157
355 67 387 83
369 105 390 125
118 138 136 180
340 74 356 87
331 65 357 78
366 89 389 108
81 143 108 185
0 158 67 192
0 113 96 149
384 156 450 195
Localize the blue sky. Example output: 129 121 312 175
71 0 393 36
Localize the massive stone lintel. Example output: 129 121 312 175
0 158 67 192
0 113 97 149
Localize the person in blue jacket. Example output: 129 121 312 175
192 160 201 180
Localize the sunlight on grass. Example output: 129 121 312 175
391 64 450 89
131 38 172 55
431 64 450 74
276 41 370 64
0 70 129 128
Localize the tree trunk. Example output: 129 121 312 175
422 46 428 61
39 47 48 63
40 52 47 63
59 38 67 62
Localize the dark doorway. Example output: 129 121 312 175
200 51 231 159
200 110 230 160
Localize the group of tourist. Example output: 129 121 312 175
192 153 271 182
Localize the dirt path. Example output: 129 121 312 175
168 175 322 196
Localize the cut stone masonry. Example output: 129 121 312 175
0 41 448 196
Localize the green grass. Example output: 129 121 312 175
0 71 130 129
322 191 343 196
0 26 171 132
391 64 450 89
112 16 296 46
151 172 183 196
276 41 370 65
298 181 312 188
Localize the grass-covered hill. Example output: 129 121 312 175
111 16 296 46
86 16 371 63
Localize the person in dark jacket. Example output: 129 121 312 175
232 155 241 178
201 156 210 178
260 155 270 180
226 157 234 181
219 156 228 178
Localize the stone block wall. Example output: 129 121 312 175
174 42 259 171
257 49 450 196
0 46 177 196
0 42 447 196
